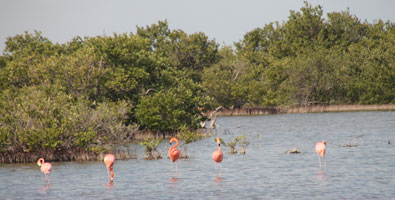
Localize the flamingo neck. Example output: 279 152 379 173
38 158 44 166
170 139 179 151
218 143 221 153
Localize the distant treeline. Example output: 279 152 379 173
0 2 394 161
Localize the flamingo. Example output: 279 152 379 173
37 158 52 183
212 137 223 176
104 154 115 182
315 140 326 170
169 137 180 174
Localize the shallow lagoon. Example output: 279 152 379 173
1 111 394 199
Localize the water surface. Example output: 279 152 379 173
1 111 394 199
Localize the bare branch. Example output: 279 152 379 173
145 88 156 95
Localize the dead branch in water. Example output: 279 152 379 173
209 106 223 129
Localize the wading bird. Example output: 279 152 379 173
169 137 180 174
104 154 115 182
212 137 223 176
37 158 52 183
315 140 326 170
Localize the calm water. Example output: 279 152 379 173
1 111 394 199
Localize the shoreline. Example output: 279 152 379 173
0 148 136 164
214 104 395 116
132 104 395 139
2 104 393 164
0 129 215 164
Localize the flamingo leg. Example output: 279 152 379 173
324 157 327 171
215 162 218 176
219 163 222 177
47 174 51 185
317 154 322 170
110 169 114 182
106 167 110 182
176 161 179 176
171 162 174 176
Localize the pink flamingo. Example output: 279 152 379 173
169 137 180 174
315 140 326 170
212 137 223 176
104 154 115 182
37 158 52 183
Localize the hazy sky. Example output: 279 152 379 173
1 0 394 53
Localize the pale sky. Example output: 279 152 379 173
1 0 394 53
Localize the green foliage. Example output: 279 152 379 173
83 33 167 103
225 137 239 154
238 135 250 154
137 20 220 82
282 48 341 105
215 136 237 154
73 128 97 149
0 85 70 153
217 135 250 154
177 126 204 145
205 2 394 108
0 129 8 153
176 125 211 158
0 21 220 158
0 56 6 68
2 31 61 88
203 46 267 108
138 138 163 160
0 83 136 154
135 77 208 131
0 4 394 160
139 138 162 153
